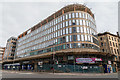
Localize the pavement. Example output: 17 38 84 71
1 70 118 78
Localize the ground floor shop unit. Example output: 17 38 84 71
2 51 117 73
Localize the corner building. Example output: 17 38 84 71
4 4 116 73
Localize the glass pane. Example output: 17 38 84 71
77 35 80 41
66 28 68 34
80 20 82 25
72 27 76 33
69 27 72 33
81 35 84 41
76 13 78 18
77 27 80 33
76 19 79 25
66 36 69 42
72 13 75 18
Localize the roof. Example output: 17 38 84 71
98 32 120 38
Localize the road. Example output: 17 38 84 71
1 70 118 78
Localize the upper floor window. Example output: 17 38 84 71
72 27 76 33
72 13 75 18
69 13 71 19
79 12 82 18
76 13 79 18
66 14 68 20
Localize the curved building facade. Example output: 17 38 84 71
3 4 116 73
16 4 99 58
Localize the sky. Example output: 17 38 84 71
0 0 119 47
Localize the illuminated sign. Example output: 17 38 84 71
76 58 102 63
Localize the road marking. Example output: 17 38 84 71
19 73 33 74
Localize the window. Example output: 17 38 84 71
63 15 65 20
72 13 75 18
76 19 79 25
66 28 69 34
85 35 87 41
73 43 77 48
66 44 69 49
79 12 82 18
77 35 80 41
60 30 62 35
73 35 77 41
66 21 68 27
87 28 89 34
84 27 86 33
66 36 69 42
66 14 68 19
101 42 103 46
70 35 72 42
82 13 85 18
76 13 79 18
83 20 86 25
78 43 81 48
69 20 72 26
80 20 82 25
72 27 76 33
72 19 75 25
113 42 115 47
81 35 84 41
70 43 72 48
88 35 90 42
80 27 83 33
63 37 66 43
116 43 118 47
69 13 71 19
76 27 80 33
63 22 65 27
63 29 65 35
69 27 72 34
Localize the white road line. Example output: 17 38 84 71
19 73 33 74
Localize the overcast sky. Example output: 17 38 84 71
0 0 119 47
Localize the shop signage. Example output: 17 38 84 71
76 58 95 63
76 58 102 63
